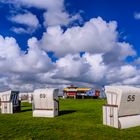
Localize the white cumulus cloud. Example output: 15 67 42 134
33 17 136 60
3 0 82 27
0 0 139 91
9 12 40 34
5 0 64 10
9 12 40 27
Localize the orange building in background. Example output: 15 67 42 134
63 85 100 99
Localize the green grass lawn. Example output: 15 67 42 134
0 99 140 140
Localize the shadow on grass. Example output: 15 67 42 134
59 110 76 116
21 109 32 112
21 105 29 107
20 109 76 114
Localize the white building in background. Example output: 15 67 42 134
0 90 21 114
28 92 33 103
19 92 28 101
103 86 140 129
19 92 33 103
33 88 59 118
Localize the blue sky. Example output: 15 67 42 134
0 0 140 54
0 0 140 91
68 0 140 53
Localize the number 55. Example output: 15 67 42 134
127 95 135 102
